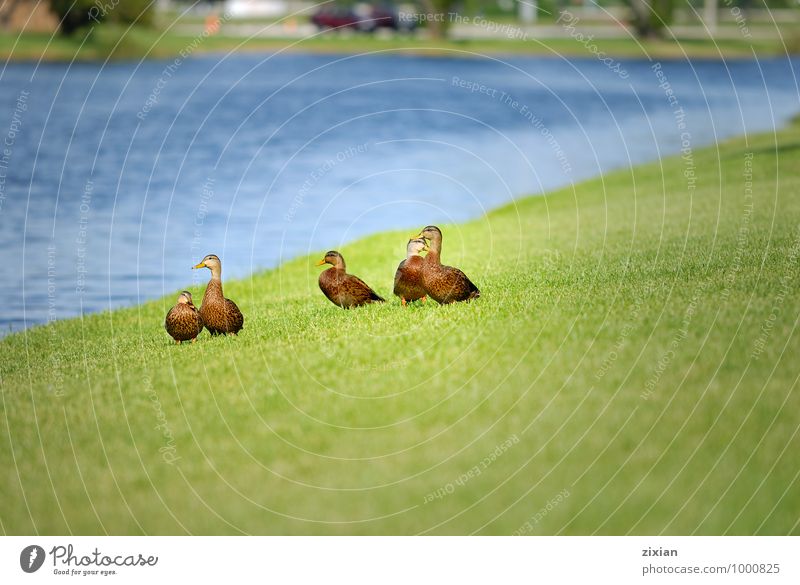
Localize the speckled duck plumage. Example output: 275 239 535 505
393 238 428 306
317 251 384 309
415 226 480 304
193 254 244 335
165 291 203 343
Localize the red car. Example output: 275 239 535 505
311 5 416 33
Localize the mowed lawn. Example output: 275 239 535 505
2 121 799 535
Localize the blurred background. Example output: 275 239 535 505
0 0 798 333
2 0 800 54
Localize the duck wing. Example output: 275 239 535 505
348 274 385 303
429 265 480 303
165 304 203 340
393 259 407 296
224 297 245 333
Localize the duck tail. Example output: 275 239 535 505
468 279 480 300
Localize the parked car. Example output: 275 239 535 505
310 3 417 33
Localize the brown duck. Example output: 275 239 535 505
192 254 244 335
316 251 384 309
412 225 480 304
165 291 203 344
393 238 428 306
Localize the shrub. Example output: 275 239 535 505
49 0 154 35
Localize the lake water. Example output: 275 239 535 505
0 53 798 333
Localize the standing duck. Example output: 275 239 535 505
192 254 244 335
411 226 480 304
165 291 203 344
316 251 384 309
393 238 428 306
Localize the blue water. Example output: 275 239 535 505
0 53 798 333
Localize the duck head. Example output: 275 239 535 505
193 254 222 279
315 250 345 270
406 238 428 257
411 225 442 253
177 290 196 308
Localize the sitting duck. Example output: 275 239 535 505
411 226 480 304
165 291 203 344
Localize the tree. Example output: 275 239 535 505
48 0 154 35
0 0 26 30
48 0 97 34
419 0 457 39
110 0 155 28
625 0 675 39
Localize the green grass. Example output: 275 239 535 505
2 120 800 535
1 23 798 62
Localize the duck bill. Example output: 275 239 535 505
192 262 205 269
315 259 327 267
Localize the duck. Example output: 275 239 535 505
165 291 203 344
192 254 244 335
316 250 385 308
393 238 428 306
411 225 480 304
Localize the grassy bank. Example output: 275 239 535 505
1 24 797 62
2 120 800 535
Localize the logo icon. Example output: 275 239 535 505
20 545 45 573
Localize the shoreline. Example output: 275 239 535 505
0 116 794 343
3 109 799 340
1 28 797 63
